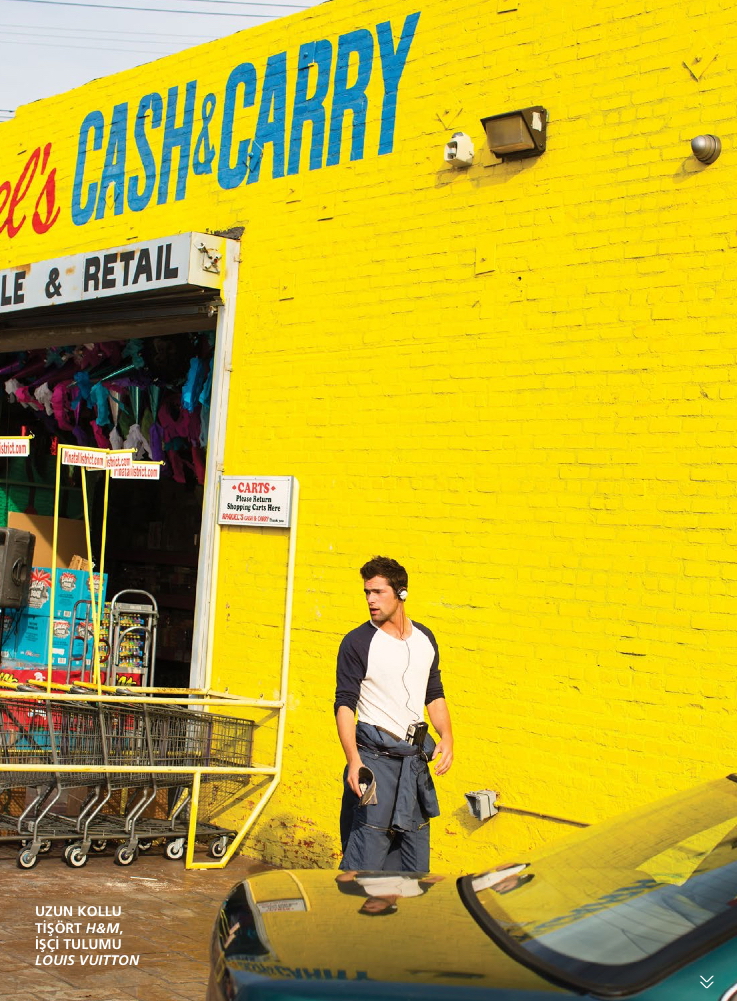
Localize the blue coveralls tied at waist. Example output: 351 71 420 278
354 722 440 832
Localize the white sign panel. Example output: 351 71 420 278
60 447 134 470
256 899 306 913
0 232 223 314
0 436 31 457
218 476 293 528
104 449 134 471
110 461 162 480
61 447 107 469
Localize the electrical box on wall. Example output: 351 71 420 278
465 789 498 821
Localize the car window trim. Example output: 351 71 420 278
456 874 737 998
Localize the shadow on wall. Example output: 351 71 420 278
249 813 340 870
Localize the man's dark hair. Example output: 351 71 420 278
357 898 399 916
360 556 408 597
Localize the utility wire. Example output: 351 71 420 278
0 19 208 38
2 27 180 47
11 0 311 14
0 38 182 53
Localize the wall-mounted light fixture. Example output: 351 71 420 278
444 131 475 167
481 106 547 162
691 134 721 165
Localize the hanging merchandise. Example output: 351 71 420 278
123 385 152 460
0 328 213 693
0 335 211 487
199 357 213 447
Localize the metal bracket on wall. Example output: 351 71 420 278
196 242 222 274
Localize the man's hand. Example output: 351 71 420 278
346 757 364 796
427 698 454 776
431 737 453 776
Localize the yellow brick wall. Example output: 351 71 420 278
2 0 737 873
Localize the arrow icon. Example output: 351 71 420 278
700 975 714 988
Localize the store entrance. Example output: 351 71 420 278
0 328 216 689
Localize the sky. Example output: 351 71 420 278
0 0 326 119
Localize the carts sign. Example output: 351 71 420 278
0 232 222 314
218 476 293 528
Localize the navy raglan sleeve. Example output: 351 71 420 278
334 626 370 715
415 623 444 704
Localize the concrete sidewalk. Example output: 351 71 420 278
0 839 273 1001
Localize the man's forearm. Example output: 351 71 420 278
427 697 454 775
427 697 452 739
336 705 361 764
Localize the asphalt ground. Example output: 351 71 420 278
0 839 273 1001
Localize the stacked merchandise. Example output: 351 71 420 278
0 568 107 681
107 603 148 687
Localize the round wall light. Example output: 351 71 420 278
691 134 721 164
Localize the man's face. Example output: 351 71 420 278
363 575 401 625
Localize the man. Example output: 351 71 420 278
334 555 453 872
335 872 445 916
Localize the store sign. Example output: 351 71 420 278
61 447 107 470
0 15 421 243
69 13 421 225
218 476 293 528
105 450 135 470
0 436 32 456
110 461 162 480
0 232 222 314
61 447 134 470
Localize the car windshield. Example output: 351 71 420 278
460 775 737 997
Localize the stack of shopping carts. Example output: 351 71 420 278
0 695 253 869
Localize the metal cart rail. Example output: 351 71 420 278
0 693 253 869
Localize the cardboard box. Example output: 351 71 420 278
7 512 88 569
14 615 71 667
26 567 107 619
1 569 108 671
69 554 93 571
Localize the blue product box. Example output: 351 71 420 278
1 612 17 660
14 615 72 667
25 568 108 620
6 569 108 669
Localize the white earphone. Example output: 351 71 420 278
397 588 408 601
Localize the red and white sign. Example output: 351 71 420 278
110 460 162 480
0 436 32 457
218 476 293 528
61 447 106 469
60 446 135 470
104 449 134 470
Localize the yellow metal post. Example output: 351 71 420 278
46 442 64 693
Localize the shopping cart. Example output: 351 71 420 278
136 705 255 862
0 697 107 868
0 693 254 869
58 700 254 868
